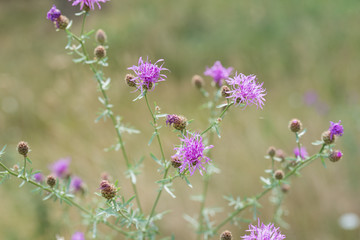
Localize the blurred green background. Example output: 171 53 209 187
1 0 360 239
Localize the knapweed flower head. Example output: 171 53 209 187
71 176 83 192
69 0 109 10
33 173 44 183
241 219 286 240
172 132 213 176
225 73 266 109
50 157 70 178
294 147 308 160
47 5 61 22
166 114 187 131
204 61 233 87
127 57 168 95
71 231 85 240
329 120 344 140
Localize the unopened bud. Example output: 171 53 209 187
13 164 19 172
329 150 343 162
94 45 106 59
276 149 286 161
281 184 290 193
221 85 230 97
289 119 302 133
267 146 276 158
322 130 334 145
192 75 204 89
125 74 137 87
95 29 107 45
17 141 29 157
56 15 69 30
171 156 182 168
47 175 56 188
274 170 284 180
220 230 232 240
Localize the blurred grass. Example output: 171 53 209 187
1 0 360 239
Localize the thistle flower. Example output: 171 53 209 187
71 232 85 240
329 150 343 162
71 176 83 192
50 158 70 178
294 147 308 160
127 57 168 95
288 118 302 133
241 219 286 240
69 0 109 10
17 141 29 157
329 120 344 140
166 114 187 131
225 73 266 109
172 132 213 176
204 61 233 87
46 5 61 22
46 175 56 188
33 173 44 183
100 180 117 200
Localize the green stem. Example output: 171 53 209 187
201 101 233 136
80 12 87 36
0 161 129 237
67 29 143 213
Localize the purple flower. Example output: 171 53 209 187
172 132 213 176
33 173 44 183
329 120 344 140
71 176 83 192
241 219 286 240
225 73 266 109
294 147 308 160
71 232 85 240
204 61 233 86
69 0 109 10
50 158 70 178
46 5 61 22
127 57 168 95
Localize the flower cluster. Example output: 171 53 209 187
241 219 286 240
204 61 233 87
172 133 213 175
69 0 109 10
225 73 266 109
127 57 168 95
329 120 344 140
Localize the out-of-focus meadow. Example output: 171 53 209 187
1 0 360 239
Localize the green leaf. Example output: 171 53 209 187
312 140 324 146
320 156 327 168
214 125 221 138
148 132 157 146
184 176 193 188
164 185 176 198
298 129 307 137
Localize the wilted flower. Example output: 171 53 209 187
294 147 308 160
50 158 70 178
33 173 44 183
172 132 213 176
204 61 233 87
71 176 83 192
47 5 61 22
127 57 168 95
71 232 85 240
69 0 109 10
241 219 286 240
225 73 266 109
329 120 344 140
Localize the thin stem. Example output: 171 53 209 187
80 12 87 36
201 101 233 136
0 161 129 237
66 29 143 213
23 156 26 173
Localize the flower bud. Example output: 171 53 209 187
276 149 286 161
125 74 137 87
288 119 302 133
17 141 29 157
56 15 69 30
220 230 232 240
192 75 204 88
95 29 107 45
329 150 343 162
166 114 187 131
13 164 19 172
267 146 276 158
274 170 284 180
171 155 182 168
94 45 106 59
321 130 335 145
100 180 117 200
46 175 56 188
221 85 230 97
281 184 290 193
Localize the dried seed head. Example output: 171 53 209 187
192 75 204 89
17 141 29 157
56 15 69 30
289 119 302 133
46 175 56 188
171 155 182 168
281 184 290 193
329 150 343 162
274 169 284 180
220 230 232 240
322 130 335 145
221 85 230 97
100 180 117 200
94 45 106 59
95 29 107 45
267 146 276 158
